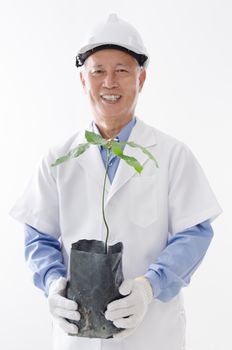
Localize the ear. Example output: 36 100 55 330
138 68 146 92
80 71 86 92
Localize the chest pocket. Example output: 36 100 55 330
128 175 158 227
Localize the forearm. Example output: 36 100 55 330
145 220 214 302
24 224 67 295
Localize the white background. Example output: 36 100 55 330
1 1 231 349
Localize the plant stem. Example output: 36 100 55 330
102 147 110 254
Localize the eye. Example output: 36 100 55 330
91 69 104 75
116 68 128 73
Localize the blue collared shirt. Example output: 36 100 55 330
92 117 136 183
24 118 214 300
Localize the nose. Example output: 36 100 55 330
102 71 119 89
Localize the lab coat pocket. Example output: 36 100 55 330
128 175 158 227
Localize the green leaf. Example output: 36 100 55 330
51 143 90 166
124 141 159 168
71 142 91 157
85 130 106 145
51 154 72 166
118 154 143 173
111 141 123 156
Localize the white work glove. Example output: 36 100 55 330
48 277 80 335
105 276 153 340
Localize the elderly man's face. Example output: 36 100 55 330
80 49 146 123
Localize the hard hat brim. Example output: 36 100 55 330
76 44 148 68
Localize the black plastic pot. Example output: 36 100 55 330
66 239 124 339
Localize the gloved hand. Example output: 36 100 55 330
48 277 80 335
105 276 153 340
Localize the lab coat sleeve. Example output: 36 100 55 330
9 151 61 238
168 143 222 235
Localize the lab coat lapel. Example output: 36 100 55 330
106 119 157 204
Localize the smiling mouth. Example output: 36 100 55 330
101 94 122 102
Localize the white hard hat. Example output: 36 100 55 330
76 14 149 68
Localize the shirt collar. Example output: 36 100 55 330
92 117 137 143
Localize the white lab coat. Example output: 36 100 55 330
10 118 222 350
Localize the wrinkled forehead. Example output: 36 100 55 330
84 49 139 69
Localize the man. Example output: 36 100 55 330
10 14 222 350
